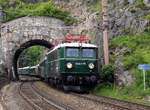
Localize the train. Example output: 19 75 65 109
19 34 100 92
18 66 38 76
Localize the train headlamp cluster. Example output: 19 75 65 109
88 63 94 69
67 62 73 69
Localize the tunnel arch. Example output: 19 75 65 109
13 39 54 80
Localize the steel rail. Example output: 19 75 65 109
19 82 74 110
72 93 150 110
19 82 43 110
32 82 75 110
31 83 66 110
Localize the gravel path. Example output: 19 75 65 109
0 103 4 110
1 82 33 110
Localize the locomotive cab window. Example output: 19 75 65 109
82 48 96 58
66 48 79 57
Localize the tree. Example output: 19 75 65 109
18 46 47 67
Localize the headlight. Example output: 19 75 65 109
67 62 73 69
88 63 94 69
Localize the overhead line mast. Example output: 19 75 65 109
102 0 109 65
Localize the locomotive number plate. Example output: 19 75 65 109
75 62 86 65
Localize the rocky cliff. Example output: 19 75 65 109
109 0 150 37
108 0 150 86
54 0 150 37
53 0 150 86
54 0 103 61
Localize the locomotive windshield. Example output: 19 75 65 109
82 49 96 58
66 48 79 57
66 47 96 58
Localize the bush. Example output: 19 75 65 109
101 64 115 83
135 0 146 9
111 32 150 69
1 0 76 25
123 54 144 69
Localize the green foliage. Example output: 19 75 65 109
18 46 46 67
95 32 150 104
94 82 150 105
111 32 150 69
0 0 8 6
123 53 144 69
144 14 150 20
1 0 76 25
101 64 115 82
135 0 146 9
87 0 101 12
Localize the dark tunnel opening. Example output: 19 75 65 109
13 39 53 80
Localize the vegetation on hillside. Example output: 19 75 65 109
94 32 150 105
135 0 150 9
0 0 76 25
111 32 150 70
87 0 101 12
136 0 145 6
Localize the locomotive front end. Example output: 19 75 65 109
60 44 99 89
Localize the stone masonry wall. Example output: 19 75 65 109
0 16 66 79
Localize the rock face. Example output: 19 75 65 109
144 0 150 7
54 0 150 86
0 38 5 76
109 0 150 37
114 58 133 86
108 0 150 85
54 0 103 57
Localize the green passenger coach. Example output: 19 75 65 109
37 42 99 91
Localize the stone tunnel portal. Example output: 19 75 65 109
13 39 54 80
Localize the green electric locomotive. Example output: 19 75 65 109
38 35 99 91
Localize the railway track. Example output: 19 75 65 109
2 78 150 110
19 82 74 110
72 93 150 110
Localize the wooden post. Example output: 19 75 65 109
102 0 109 65
0 6 3 37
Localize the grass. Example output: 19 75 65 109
111 32 150 69
94 32 150 105
94 83 150 105
135 0 145 8
0 0 76 25
87 0 101 12
135 0 150 10
143 13 150 20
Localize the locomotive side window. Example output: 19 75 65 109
82 49 95 58
66 48 79 57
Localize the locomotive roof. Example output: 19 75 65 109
47 43 97 54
